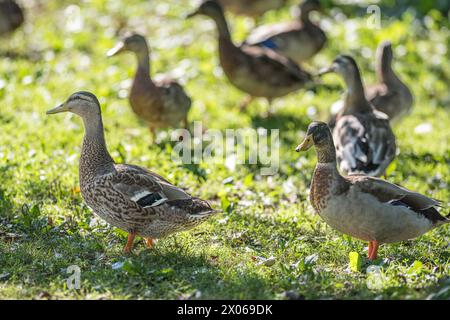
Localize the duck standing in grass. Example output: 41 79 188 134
187 0 313 111
319 55 396 177
296 121 449 260
0 0 24 36
46 92 217 253
245 0 326 65
217 0 287 23
365 41 413 122
107 33 191 138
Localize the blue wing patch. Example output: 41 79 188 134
259 39 278 49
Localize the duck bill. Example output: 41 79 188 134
46 103 68 115
185 10 199 19
295 135 314 152
106 42 125 57
317 65 336 76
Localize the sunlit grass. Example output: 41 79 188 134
0 0 449 299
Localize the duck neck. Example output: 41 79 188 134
377 54 399 86
80 114 115 185
134 47 152 82
210 11 232 41
316 141 337 164
342 67 372 114
300 8 313 26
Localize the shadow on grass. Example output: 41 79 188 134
0 226 273 299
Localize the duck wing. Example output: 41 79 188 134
333 112 396 177
112 164 191 208
240 44 312 85
348 174 448 224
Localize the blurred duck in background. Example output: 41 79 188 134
107 33 191 139
329 41 413 125
319 55 396 177
0 0 24 36
245 0 326 65
187 0 313 112
217 0 287 24
365 41 413 123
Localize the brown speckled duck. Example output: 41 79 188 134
46 92 216 253
107 33 191 137
217 0 287 21
0 0 24 36
187 0 312 110
296 121 449 260
320 55 396 177
365 41 413 122
245 0 326 65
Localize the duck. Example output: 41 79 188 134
365 41 413 122
319 55 396 177
46 91 217 253
245 0 326 65
187 0 313 110
107 33 191 138
296 121 449 260
0 0 24 36
217 0 287 23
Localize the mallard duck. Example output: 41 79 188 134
107 33 191 137
217 0 286 21
296 121 449 260
0 0 24 36
365 41 413 122
187 0 312 110
46 92 217 253
245 0 326 65
319 55 396 177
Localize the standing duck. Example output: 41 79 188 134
187 0 312 110
46 92 217 253
296 121 449 260
245 0 326 65
319 55 396 177
365 41 413 122
0 0 24 36
107 33 191 138
217 0 287 23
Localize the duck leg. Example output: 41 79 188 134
368 241 379 260
124 233 136 254
149 126 156 143
239 95 254 110
267 98 274 117
144 237 155 249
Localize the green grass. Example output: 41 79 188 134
0 0 449 299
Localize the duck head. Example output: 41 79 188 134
107 33 148 57
296 121 332 152
46 91 101 118
300 0 322 14
317 55 359 79
186 0 224 19
377 40 393 71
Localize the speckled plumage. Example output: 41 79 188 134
108 34 191 133
188 1 312 103
297 121 449 260
0 0 24 36
47 92 216 253
365 41 413 122
245 0 326 64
